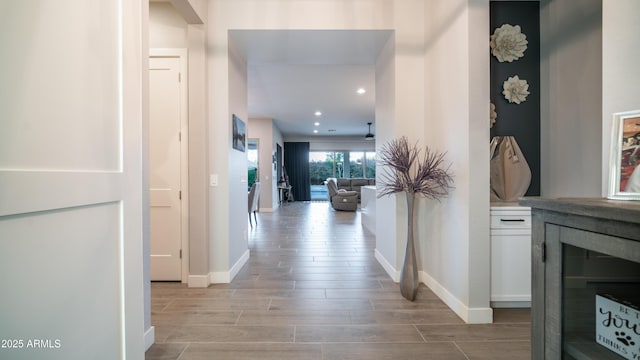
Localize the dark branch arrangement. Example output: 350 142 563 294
377 137 454 199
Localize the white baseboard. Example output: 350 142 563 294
229 249 250 281
188 274 210 288
144 326 155 351
259 207 274 213
491 301 531 308
491 294 531 302
209 271 230 283
210 249 250 284
374 249 400 282
419 270 493 324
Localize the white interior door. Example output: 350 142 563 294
0 1 144 358
150 56 183 281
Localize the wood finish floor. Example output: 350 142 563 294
146 202 531 359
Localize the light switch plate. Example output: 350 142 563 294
210 174 218 187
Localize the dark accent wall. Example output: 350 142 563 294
490 1 540 196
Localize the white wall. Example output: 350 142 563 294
273 123 284 209
248 117 277 211
228 41 250 277
186 6 210 283
422 0 491 323
539 0 602 197
602 0 640 195
142 0 151 349
205 37 251 281
149 2 188 48
374 33 399 281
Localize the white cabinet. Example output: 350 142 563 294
490 203 531 308
361 186 376 235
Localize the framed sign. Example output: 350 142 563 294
596 294 640 359
608 110 640 200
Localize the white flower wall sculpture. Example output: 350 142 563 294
490 102 497 128
490 24 528 63
502 76 530 104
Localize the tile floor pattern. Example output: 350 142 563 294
146 202 531 360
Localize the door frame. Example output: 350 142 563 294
150 48 189 283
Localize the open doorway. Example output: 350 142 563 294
233 29 388 205
248 139 259 191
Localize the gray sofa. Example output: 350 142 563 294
326 179 358 211
334 178 375 202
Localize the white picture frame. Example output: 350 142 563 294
608 110 640 200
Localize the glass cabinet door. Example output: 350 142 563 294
562 244 640 360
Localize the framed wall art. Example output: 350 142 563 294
232 114 246 152
608 110 640 200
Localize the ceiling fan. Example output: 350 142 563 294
365 122 375 140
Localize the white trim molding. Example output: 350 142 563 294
210 249 251 284
375 249 400 282
376 250 493 324
209 271 231 284
230 249 250 280
419 271 493 324
188 274 211 288
144 326 155 351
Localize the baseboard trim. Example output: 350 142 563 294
188 274 210 288
491 294 531 302
375 249 400 282
419 270 493 324
209 271 229 283
210 249 251 284
491 301 531 308
259 207 274 213
144 326 155 351
230 249 250 281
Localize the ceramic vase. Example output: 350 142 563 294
490 136 531 202
400 191 419 301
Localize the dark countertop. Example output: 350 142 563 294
518 197 640 225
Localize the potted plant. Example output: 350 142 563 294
378 137 454 301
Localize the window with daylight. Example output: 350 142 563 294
308 150 376 201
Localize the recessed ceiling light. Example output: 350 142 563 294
314 111 322 117
357 88 366 95
314 122 320 126
313 129 318 134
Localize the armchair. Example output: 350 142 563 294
326 179 358 211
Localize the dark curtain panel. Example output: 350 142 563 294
276 143 282 183
284 142 311 201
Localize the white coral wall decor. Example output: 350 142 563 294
490 24 528 63
503 76 530 104
490 102 497 128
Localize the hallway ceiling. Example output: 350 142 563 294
230 30 392 138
